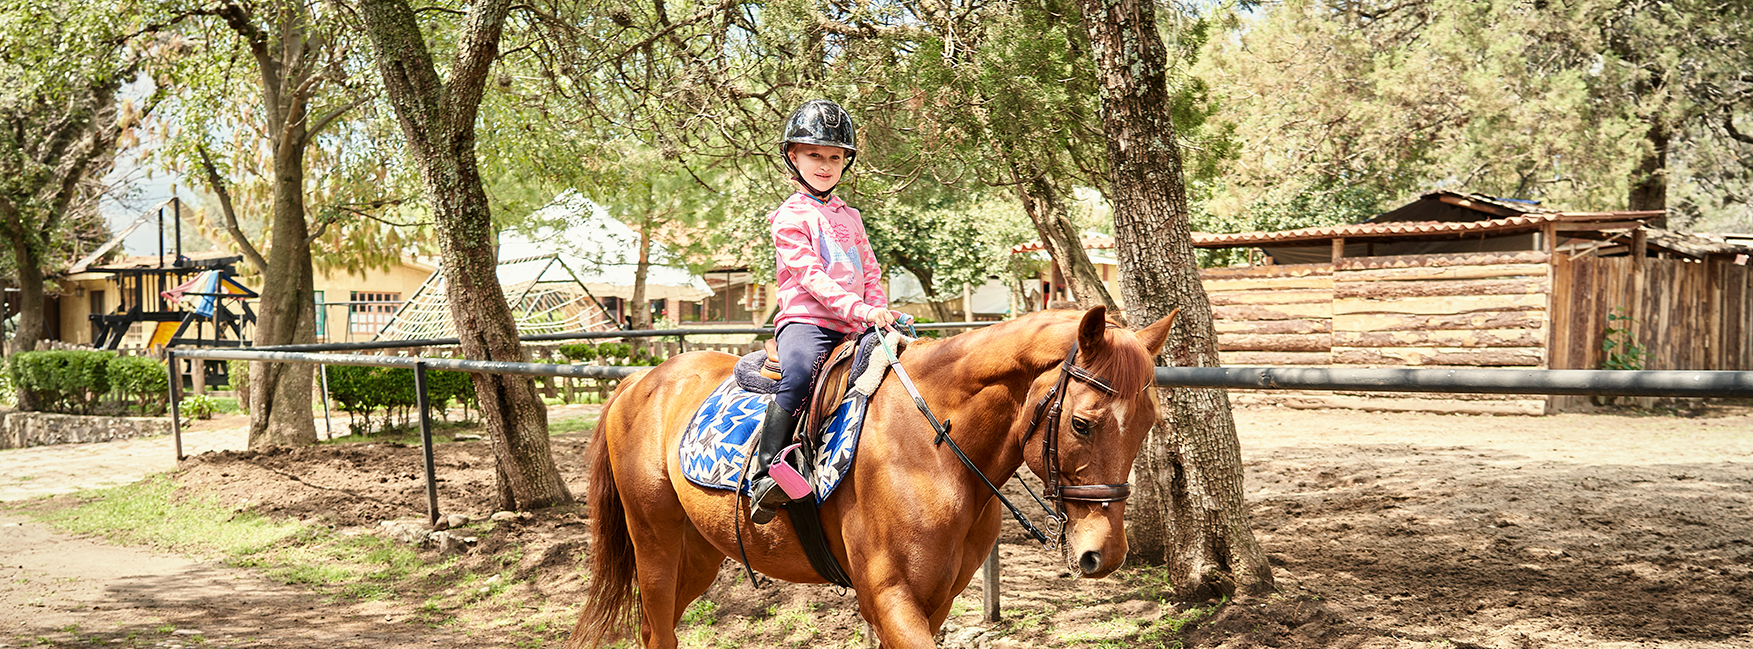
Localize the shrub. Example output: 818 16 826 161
227 359 249 404
556 342 598 362
107 355 169 416
596 343 632 364
9 350 113 414
426 368 476 420
324 364 473 434
0 371 14 409
179 394 219 420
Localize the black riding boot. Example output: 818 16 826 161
748 405 800 525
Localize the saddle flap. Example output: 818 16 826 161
803 336 861 443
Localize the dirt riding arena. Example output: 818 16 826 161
2 403 1749 648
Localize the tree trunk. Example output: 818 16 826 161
359 0 572 510
1014 173 1120 314
1078 0 1275 600
1 208 46 356
1627 120 1669 221
632 216 652 329
204 0 325 448
246 129 319 448
1 208 47 410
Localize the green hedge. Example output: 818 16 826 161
108 355 169 416
7 350 168 415
324 365 476 435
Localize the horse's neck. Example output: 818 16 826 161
898 317 1076 470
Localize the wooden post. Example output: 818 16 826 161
1631 228 1648 364
1330 237 1346 265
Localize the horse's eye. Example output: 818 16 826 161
1071 417 1094 436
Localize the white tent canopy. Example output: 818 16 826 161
497 192 711 301
374 193 713 341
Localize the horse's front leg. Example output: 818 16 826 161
852 498 1003 648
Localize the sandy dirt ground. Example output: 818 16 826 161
0 403 1749 648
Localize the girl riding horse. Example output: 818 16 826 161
570 306 1175 648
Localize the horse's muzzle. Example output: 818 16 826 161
1078 550 1104 575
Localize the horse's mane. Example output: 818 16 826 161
908 310 1155 396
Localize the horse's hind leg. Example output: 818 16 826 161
666 525 729 630
632 520 726 649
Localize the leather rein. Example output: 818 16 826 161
877 328 1131 549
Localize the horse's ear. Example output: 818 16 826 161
1134 307 1180 357
1078 306 1109 352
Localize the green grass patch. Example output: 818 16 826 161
210 395 244 415
32 474 304 557
549 415 599 435
1118 600 1221 648
14 474 476 609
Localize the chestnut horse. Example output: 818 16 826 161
569 307 1175 648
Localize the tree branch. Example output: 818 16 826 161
196 145 270 272
301 92 373 146
444 0 516 133
1725 111 1753 145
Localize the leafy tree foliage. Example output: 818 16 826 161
0 0 162 360
1194 0 1753 229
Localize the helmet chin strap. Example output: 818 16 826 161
795 174 837 200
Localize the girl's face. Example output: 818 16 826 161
788 143 848 193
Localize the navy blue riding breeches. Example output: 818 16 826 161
773 323 846 416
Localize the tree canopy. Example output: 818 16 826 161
1193 0 1753 232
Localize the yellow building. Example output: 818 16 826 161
50 252 436 350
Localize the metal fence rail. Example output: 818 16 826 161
1158 366 1753 398
247 321 995 354
172 343 1753 525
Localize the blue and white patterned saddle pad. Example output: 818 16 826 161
678 377 876 505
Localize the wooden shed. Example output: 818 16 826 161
1022 191 1753 413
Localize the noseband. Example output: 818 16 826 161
1023 342 1133 515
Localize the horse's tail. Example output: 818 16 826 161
569 377 643 648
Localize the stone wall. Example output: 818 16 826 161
0 412 171 449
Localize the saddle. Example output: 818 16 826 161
723 330 903 590
734 332 881 450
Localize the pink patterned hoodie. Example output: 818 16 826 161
769 192 887 333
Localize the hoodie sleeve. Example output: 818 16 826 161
772 210 878 324
854 215 888 310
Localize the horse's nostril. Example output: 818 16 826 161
1079 551 1102 574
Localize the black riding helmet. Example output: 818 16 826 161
780 99 857 199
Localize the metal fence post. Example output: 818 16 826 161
982 542 1001 621
414 361 439 526
318 364 333 440
166 349 183 460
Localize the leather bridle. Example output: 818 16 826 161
1022 341 1132 534
876 326 1135 550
